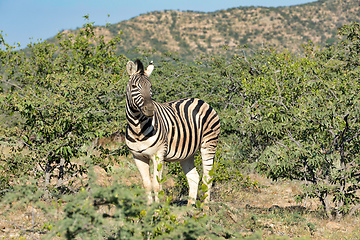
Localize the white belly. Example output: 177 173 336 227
126 135 165 160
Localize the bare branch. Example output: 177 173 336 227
263 99 289 110
56 171 80 188
267 135 289 149
314 75 339 101
0 79 23 90
349 203 360 216
0 219 40 240
286 130 302 148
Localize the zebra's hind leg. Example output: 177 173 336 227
180 156 199 206
200 145 217 203
133 157 153 204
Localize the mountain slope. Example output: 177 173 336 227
57 0 359 58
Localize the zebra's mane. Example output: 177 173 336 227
134 59 145 75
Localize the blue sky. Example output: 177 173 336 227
0 0 317 48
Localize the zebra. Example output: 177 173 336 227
125 59 220 205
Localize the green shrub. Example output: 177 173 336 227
0 18 129 197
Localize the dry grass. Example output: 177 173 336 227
1 157 360 239
209 174 360 239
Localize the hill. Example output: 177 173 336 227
46 0 360 58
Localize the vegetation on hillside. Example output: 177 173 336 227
1 13 360 239
47 0 360 59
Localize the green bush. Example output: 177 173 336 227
1 17 360 229
249 23 360 220
0 17 128 197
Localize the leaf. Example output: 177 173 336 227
200 183 208 193
157 163 163 172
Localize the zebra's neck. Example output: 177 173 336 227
126 99 156 138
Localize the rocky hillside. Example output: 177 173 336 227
56 0 359 58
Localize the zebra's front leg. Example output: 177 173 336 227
133 157 153 204
180 156 200 206
152 154 164 202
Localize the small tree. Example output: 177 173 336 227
0 18 128 197
250 23 360 220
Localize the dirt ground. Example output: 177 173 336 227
1 162 360 239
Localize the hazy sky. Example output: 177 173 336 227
0 0 317 48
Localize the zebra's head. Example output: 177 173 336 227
126 59 155 118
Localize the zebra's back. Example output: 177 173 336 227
155 97 220 162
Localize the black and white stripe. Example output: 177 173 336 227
125 59 220 204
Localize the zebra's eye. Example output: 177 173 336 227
132 84 137 89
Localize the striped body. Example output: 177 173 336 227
126 98 219 161
125 60 220 204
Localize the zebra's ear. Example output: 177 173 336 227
126 61 136 75
144 61 154 77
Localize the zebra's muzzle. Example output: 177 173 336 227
142 102 154 118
